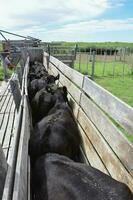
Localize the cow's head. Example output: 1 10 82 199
53 86 68 103
46 74 60 84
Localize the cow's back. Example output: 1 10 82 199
32 153 133 200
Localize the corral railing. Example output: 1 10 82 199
44 52 133 192
2 57 31 200
8 49 46 200
46 45 77 67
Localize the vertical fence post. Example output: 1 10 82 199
102 51 106 76
75 44 78 60
119 48 122 61
113 48 117 78
132 49 133 77
86 52 89 75
130 48 133 76
47 44 50 69
122 48 126 79
89 48 92 61
79 49 81 72
91 51 96 80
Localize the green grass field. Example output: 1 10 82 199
75 61 132 76
74 61 133 107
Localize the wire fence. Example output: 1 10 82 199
74 48 133 79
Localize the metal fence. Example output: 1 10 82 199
74 48 133 79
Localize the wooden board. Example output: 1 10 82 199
83 76 133 135
78 124 109 175
2 111 16 149
16 67 23 87
24 57 30 96
7 110 18 163
1 94 12 113
0 114 9 144
0 93 10 111
12 96 30 200
4 96 13 113
49 63 82 104
27 156 30 200
2 100 23 200
50 56 84 88
9 76 21 111
80 93 133 177
43 52 49 70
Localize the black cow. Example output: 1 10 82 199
28 74 60 101
0 145 7 199
29 61 48 81
29 91 81 165
29 61 47 73
31 86 67 123
28 79 47 101
32 153 133 200
28 70 48 82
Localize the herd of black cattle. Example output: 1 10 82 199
0 61 132 200
24 61 133 200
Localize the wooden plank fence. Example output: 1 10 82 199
45 53 133 192
2 56 31 200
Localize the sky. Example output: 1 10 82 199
0 0 133 42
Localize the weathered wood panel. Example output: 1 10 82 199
83 76 133 135
78 124 109 175
24 57 30 96
2 100 23 200
2 112 15 149
12 96 30 200
5 96 13 113
27 156 30 200
1 94 11 113
50 56 84 88
0 114 9 144
80 93 133 177
10 76 21 111
49 63 82 104
16 67 23 87
0 91 10 111
6 110 18 163
43 52 49 70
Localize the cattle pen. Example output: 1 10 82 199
1 47 133 200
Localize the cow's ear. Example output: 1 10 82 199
55 73 60 80
63 86 67 95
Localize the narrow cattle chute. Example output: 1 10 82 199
1 48 133 200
